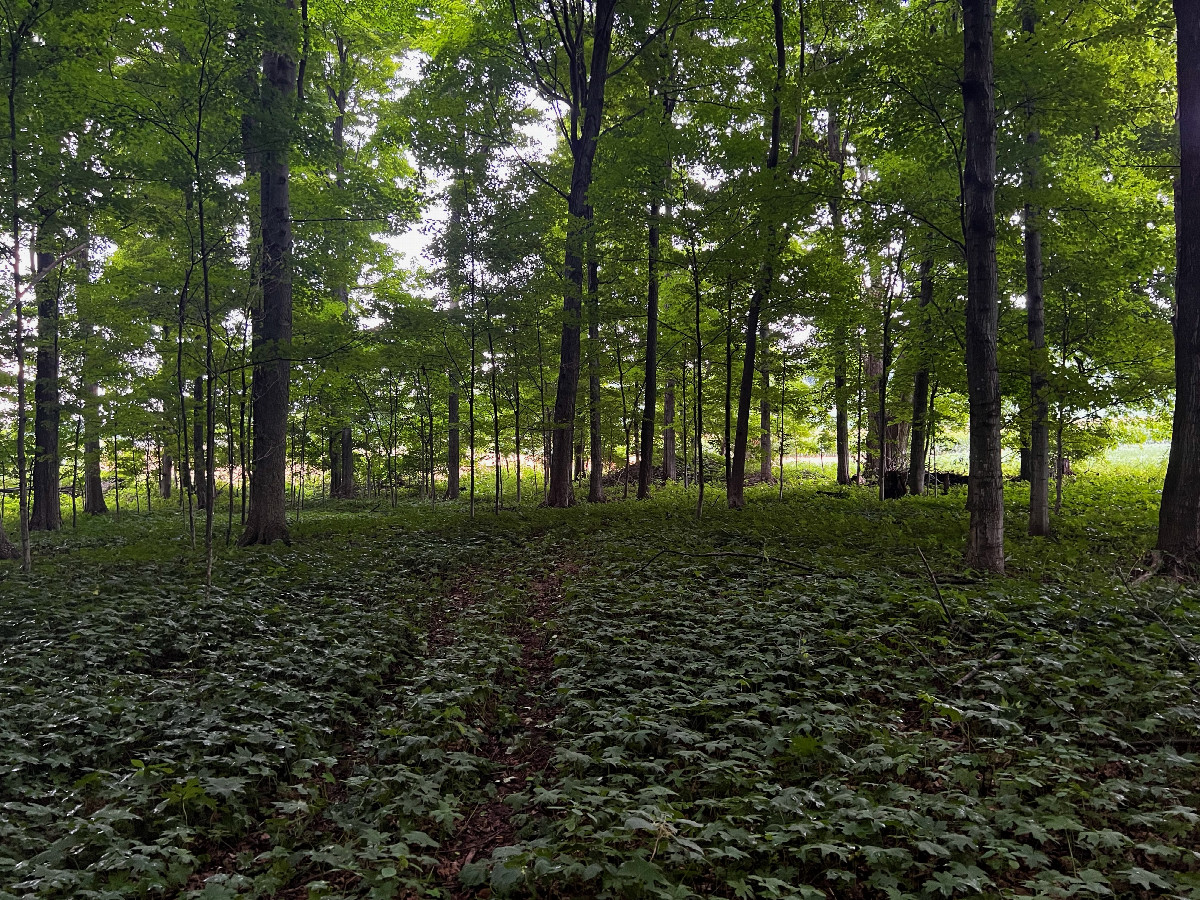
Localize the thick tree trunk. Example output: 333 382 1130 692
545 0 616 507
908 258 933 495
329 429 341 496
962 0 1005 573
1159 0 1200 558
728 0 785 509
30 240 60 531
160 452 173 498
240 11 297 546
1024 5 1050 537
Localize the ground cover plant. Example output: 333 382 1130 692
1 457 1198 899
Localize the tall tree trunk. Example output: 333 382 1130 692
240 6 297 546
447 373 460 499
834 337 850 485
30 235 61 531
638 193 661 499
587 240 604 503
728 0 785 509
864 352 883 479
193 376 207 510
829 108 851 486
545 0 616 507
339 425 353 497
1024 5 1050 537
663 380 676 480
1159 0 1200 559
160 452 173 498
82 319 107 516
724 286 733 485
638 96 675 498
962 0 1005 573
759 318 772 481
908 258 933 495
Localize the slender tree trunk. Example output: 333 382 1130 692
1158 0 1200 558
663 380 676 481
193 377 207 510
829 108 852 487
864 352 883 479
545 0 616 507
729 0 785 509
759 318 772 481
724 286 732 485
834 338 850 485
448 373 460 499
30 236 61 531
339 425 353 497
962 0 1005 573
908 258 933 495
240 8 297 546
6 30 27 564
71 417 80 527
638 192 661 499
1023 5 1050 537
587 234 604 503
82 318 108 516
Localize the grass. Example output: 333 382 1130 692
1 452 1197 899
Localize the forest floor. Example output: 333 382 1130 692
2 463 1199 899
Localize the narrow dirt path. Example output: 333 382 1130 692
435 562 574 897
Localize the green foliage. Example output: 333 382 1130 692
3 464 1199 898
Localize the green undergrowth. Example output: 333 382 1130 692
1 464 1198 899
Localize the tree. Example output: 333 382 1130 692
240 0 298 546
510 0 619 507
1158 0 1200 561
961 0 1003 574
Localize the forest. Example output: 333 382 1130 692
2 0 1200 897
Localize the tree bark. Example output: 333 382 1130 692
1159 0 1200 559
545 0 617 507
339 425 353 497
1024 4 1050 537
81 318 107 516
908 258 933 495
30 237 60 531
829 109 851 486
638 190 667 501
663 380 676 480
447 374 460 499
962 0 1005 573
240 5 297 546
587 241 604 503
759 318 772 481
160 452 173 498
193 376 208 510
728 0 785 509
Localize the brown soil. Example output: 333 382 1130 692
434 564 573 898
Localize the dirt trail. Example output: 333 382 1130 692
435 562 574 897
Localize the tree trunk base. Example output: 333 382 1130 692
238 520 291 547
